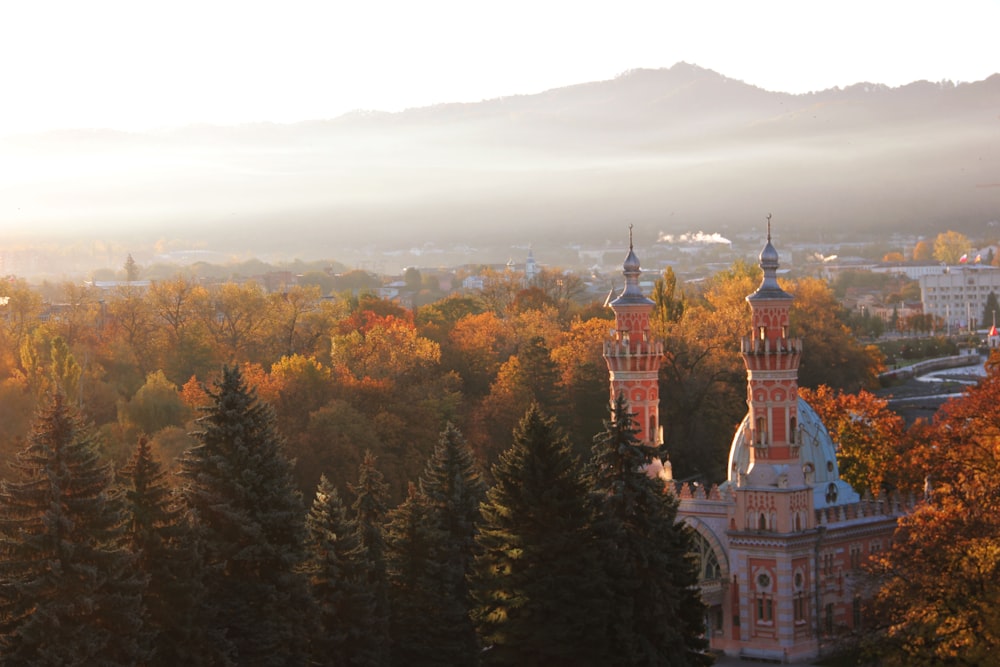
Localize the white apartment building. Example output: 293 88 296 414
920 266 1000 329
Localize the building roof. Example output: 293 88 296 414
726 398 860 509
609 240 655 307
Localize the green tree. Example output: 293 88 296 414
587 394 709 666
471 405 608 665
49 335 82 405
385 484 463 666
651 266 685 328
350 450 391 666
0 392 146 665
120 370 190 437
120 437 222 666
179 365 314 665
414 423 485 664
983 291 1000 330
305 475 379 666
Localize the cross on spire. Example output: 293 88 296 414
766 213 772 243
629 223 634 250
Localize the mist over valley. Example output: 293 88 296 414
2 63 998 274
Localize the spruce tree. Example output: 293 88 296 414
350 450 390 666
385 483 459 666
305 474 379 666
587 393 709 666
471 404 608 666
417 422 485 664
179 365 314 665
120 436 224 666
0 391 146 665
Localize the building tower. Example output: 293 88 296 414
603 227 665 452
741 216 804 487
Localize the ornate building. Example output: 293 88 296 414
604 229 666 464
604 227 906 662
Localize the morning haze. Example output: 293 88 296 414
1 63 998 267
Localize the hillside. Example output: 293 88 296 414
2 63 998 255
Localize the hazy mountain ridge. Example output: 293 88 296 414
2 63 998 255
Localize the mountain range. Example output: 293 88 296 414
3 62 998 259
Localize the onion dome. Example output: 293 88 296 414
748 216 792 302
610 226 655 307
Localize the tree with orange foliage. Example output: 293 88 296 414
912 239 933 261
865 356 1000 664
799 385 918 497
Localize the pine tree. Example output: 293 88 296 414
417 422 485 664
305 475 379 666
350 450 390 666
0 391 146 665
587 393 709 666
120 436 225 666
471 404 609 666
179 365 314 665
385 483 459 666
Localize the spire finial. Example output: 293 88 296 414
766 213 772 243
629 224 634 250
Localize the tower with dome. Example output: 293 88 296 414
605 223 907 662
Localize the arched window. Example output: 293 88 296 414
689 531 722 582
759 513 768 531
758 325 766 341
755 416 767 445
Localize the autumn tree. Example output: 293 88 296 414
551 316 618 448
790 277 883 392
106 281 155 379
799 386 918 496
912 239 933 261
478 267 524 316
658 262 752 482
179 365 314 665
262 285 343 361
200 282 269 363
0 392 146 664
470 405 609 664
932 229 971 265
146 276 214 382
865 365 1000 664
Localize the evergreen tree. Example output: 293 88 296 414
0 391 146 665
305 474 379 666
350 450 391 666
120 436 224 666
179 365 314 666
385 483 460 666
471 404 608 666
982 291 1000 331
417 423 485 664
587 393 709 666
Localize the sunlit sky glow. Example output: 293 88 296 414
1 0 997 135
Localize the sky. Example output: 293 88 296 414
1 0 997 136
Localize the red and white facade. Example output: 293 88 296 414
603 236 665 452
